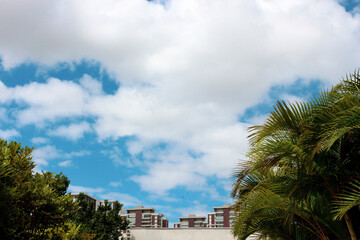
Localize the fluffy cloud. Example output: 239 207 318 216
101 146 141 168
31 137 50 144
175 202 210 219
0 129 20 140
31 144 90 166
32 145 60 166
109 181 122 187
0 0 360 196
48 121 92 141
0 107 9 122
0 75 101 127
58 160 72 167
8 78 89 126
98 192 142 207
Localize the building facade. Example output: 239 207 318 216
71 193 234 231
208 204 236 228
174 214 208 228
121 205 168 229
128 228 237 240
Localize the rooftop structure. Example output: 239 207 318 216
174 214 208 228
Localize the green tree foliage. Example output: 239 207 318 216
72 193 128 240
0 139 79 239
232 71 360 240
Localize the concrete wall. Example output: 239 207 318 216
128 228 236 240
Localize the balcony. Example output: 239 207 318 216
215 217 223 221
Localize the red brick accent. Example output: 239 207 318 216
223 208 230 228
135 210 142 227
163 219 168 228
151 215 155 226
188 218 194 227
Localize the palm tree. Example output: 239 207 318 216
232 70 360 240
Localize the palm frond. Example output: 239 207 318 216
332 180 360 220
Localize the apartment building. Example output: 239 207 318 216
174 214 208 228
71 193 101 210
99 200 117 209
208 204 236 228
121 205 168 228
71 193 234 231
71 193 118 210
161 218 169 228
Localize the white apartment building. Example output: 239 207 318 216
71 193 118 211
208 204 236 228
120 205 168 228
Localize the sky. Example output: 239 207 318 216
0 0 360 226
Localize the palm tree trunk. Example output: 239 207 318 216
344 214 357 240
340 140 357 240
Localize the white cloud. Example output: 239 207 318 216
176 202 209 218
0 129 20 140
98 192 142 207
31 137 49 144
101 146 141 167
31 145 60 166
245 114 269 126
64 150 90 158
31 145 89 167
68 185 105 194
0 76 102 128
109 181 122 187
217 178 234 192
0 82 13 103
8 78 90 126
48 121 92 141
0 107 9 122
0 0 360 195
280 94 306 104
79 74 104 96
201 187 231 203
58 160 72 167
132 160 208 196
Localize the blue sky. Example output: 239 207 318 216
0 0 360 225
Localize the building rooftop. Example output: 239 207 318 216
179 214 206 220
213 204 231 209
124 205 156 211
70 193 99 201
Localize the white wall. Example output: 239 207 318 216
128 228 236 240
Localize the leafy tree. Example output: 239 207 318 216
72 193 128 240
91 200 128 240
0 139 79 239
232 71 360 240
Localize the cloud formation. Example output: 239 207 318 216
58 160 72 167
31 144 90 166
48 121 92 141
0 0 360 196
98 192 142 207
0 129 20 140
